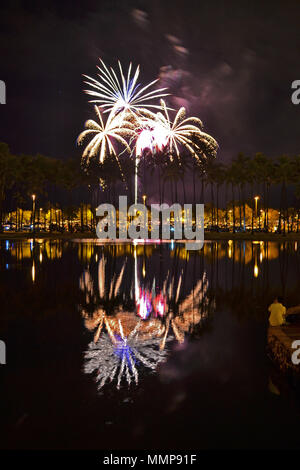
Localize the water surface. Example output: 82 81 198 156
0 239 300 449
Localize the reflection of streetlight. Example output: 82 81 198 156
142 260 146 278
31 261 35 283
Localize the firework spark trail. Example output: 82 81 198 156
83 60 169 116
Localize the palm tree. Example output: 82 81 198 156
231 153 250 231
178 152 191 204
204 159 224 227
252 153 274 231
291 155 300 231
162 157 182 204
119 154 136 204
274 155 294 233
214 162 226 227
0 143 17 228
225 162 239 232
294 182 300 233
247 158 257 233
204 160 216 226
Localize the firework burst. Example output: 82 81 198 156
77 105 135 164
154 99 218 160
83 60 169 117
134 99 218 161
79 60 218 201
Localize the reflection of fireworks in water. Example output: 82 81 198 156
80 255 213 347
136 289 167 320
81 254 214 390
153 293 166 318
84 320 170 390
136 288 152 319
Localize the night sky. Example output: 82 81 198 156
1 0 300 165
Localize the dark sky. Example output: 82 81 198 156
1 0 300 165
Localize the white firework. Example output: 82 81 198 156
83 59 169 116
84 320 171 390
134 99 218 161
77 106 135 164
153 99 218 160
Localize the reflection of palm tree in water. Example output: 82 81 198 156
160 272 210 349
80 250 213 389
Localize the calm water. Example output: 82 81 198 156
0 239 300 449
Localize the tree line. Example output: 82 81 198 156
87 150 300 233
1 141 300 233
0 142 92 229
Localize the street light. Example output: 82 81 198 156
142 194 147 206
228 209 232 228
254 196 259 217
39 207 43 232
32 194 36 232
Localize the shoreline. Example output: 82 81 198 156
1 231 300 242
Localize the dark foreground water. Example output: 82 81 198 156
0 239 300 449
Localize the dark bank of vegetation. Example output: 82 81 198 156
1 142 300 233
